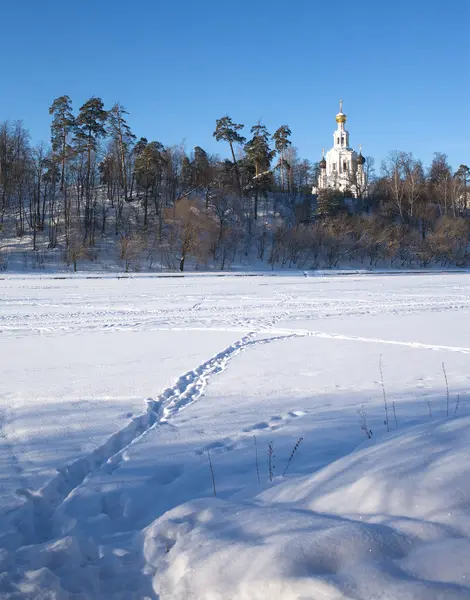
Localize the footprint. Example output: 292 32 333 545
151 464 183 486
102 491 123 520
196 439 235 455
287 410 306 418
239 410 308 440
243 422 270 432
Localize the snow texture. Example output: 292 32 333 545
1 272 470 599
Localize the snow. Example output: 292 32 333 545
1 272 470 598
150 417 470 600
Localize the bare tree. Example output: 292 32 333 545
381 151 407 221
119 232 144 272
403 154 424 220
169 197 206 271
66 226 88 272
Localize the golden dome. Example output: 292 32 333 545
335 99 346 123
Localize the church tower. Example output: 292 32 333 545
313 100 367 197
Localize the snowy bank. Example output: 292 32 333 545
147 417 470 600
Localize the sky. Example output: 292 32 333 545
0 0 468 172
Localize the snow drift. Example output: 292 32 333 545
147 417 470 600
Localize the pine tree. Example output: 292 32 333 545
213 116 245 197
316 188 342 218
108 103 136 201
133 137 148 157
245 123 274 177
193 146 210 188
129 137 148 199
134 140 166 228
244 122 275 220
74 97 108 180
74 97 108 242
193 146 214 207
49 95 75 191
181 156 193 192
272 125 292 191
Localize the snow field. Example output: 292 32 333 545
150 417 470 600
1 273 470 598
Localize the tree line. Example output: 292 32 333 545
0 95 468 271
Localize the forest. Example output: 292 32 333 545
0 95 469 272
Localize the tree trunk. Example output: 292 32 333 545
84 144 91 242
229 142 242 198
119 134 128 201
143 188 149 227
61 130 66 192
280 153 284 191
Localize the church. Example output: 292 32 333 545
312 101 367 198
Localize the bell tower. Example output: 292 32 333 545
333 99 350 149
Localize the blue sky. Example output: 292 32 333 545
0 0 468 171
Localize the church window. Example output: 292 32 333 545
337 137 339 144
343 161 348 171
332 163 336 171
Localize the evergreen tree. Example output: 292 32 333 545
193 146 211 188
74 97 108 241
128 137 148 200
215 159 239 192
181 156 193 191
272 125 292 191
130 137 148 198
74 97 108 157
244 122 275 220
455 164 469 184
316 188 342 218
245 123 274 176
134 140 166 227
108 103 136 201
213 116 245 196
192 146 215 207
133 137 148 157
49 95 75 191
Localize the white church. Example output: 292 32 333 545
312 101 367 198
